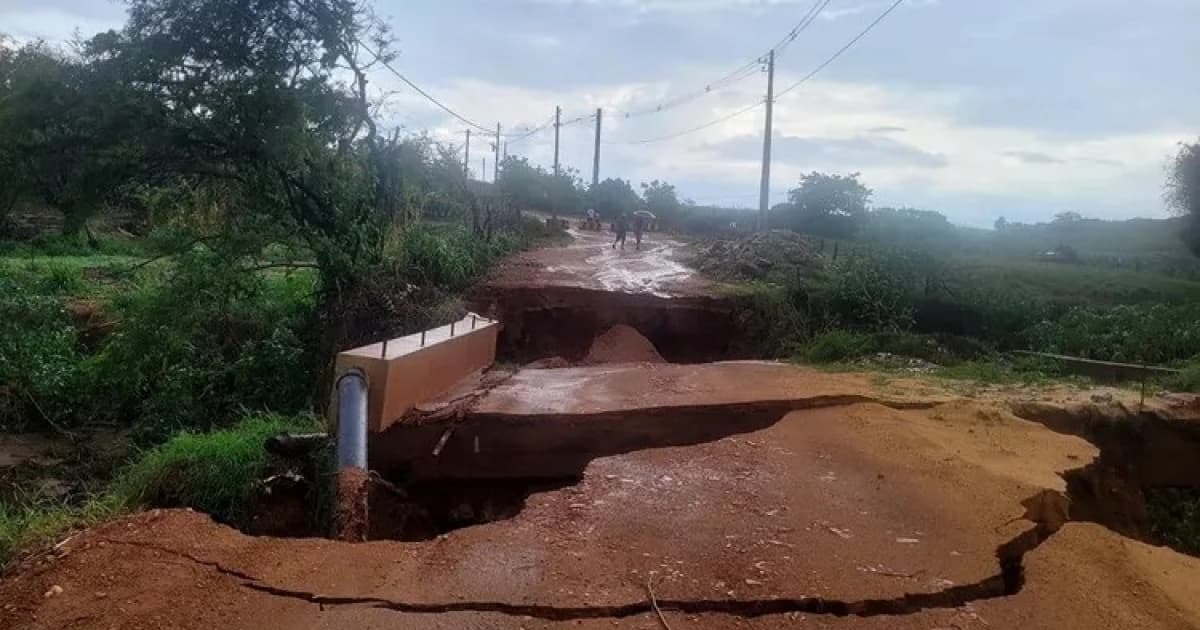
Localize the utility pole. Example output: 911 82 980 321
553 105 561 177
494 123 501 183
464 129 471 177
481 158 486 182
591 108 602 189
503 141 508 160
758 49 775 232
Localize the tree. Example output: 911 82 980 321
1167 140 1200 255
497 156 551 212
589 177 641 219
1053 211 1084 224
84 0 415 364
774 172 871 238
0 39 150 235
640 179 680 222
1052 211 1085 247
546 168 586 216
860 207 956 250
994 216 1009 231
495 157 585 216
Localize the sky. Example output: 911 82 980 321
3 0 1199 227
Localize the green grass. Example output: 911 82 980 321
933 358 1076 386
0 496 122 567
0 413 319 566
0 232 147 258
0 255 151 301
957 257 1200 307
109 413 318 523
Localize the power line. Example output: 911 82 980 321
607 0 828 121
609 61 760 120
284 0 529 136
612 99 765 145
560 112 597 127
356 45 499 135
771 0 832 57
505 114 558 145
611 0 906 145
776 0 906 99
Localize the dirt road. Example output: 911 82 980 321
483 225 713 298
5 229 1200 629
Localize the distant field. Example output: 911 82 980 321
956 257 1200 307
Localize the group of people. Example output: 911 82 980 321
611 212 646 251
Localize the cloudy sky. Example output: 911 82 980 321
4 0 1199 226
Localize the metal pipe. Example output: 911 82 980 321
336 370 368 470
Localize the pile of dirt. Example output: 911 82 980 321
694 230 824 282
583 324 665 364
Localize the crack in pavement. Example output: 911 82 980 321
95 522 1052 621
240 575 1013 619
83 401 1090 623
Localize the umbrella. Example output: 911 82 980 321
634 210 657 219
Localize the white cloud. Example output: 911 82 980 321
0 4 123 43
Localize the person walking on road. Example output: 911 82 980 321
612 213 628 250
633 214 645 250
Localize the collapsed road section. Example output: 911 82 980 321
6 228 1200 630
468 228 744 363
7 379 1200 629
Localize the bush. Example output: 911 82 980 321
1167 362 1200 392
1025 303 1200 364
393 225 483 289
79 248 317 441
733 284 811 357
1147 488 1200 557
109 414 318 526
390 222 543 290
801 330 877 363
0 413 318 565
825 252 918 331
0 274 85 431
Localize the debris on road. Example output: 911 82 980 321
693 230 824 283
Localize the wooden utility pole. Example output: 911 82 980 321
553 106 561 177
494 123 501 182
464 129 471 177
758 49 775 232
591 108 602 188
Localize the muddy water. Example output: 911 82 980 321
509 227 712 298
578 233 695 298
